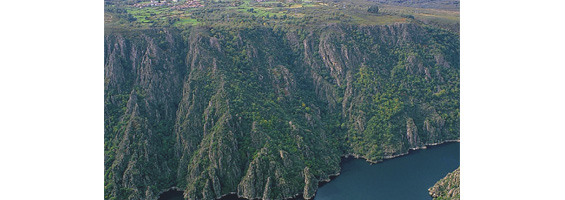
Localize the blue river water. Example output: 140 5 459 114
314 142 460 200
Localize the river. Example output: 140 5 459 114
314 142 460 200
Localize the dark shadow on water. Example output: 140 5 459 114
158 189 184 200
157 190 306 200
218 194 247 200
219 194 305 200
316 156 354 189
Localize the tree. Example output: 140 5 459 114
368 5 379 14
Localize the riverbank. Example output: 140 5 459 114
158 140 460 200
342 140 460 165
313 140 460 199
314 141 460 200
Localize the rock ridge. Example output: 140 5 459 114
105 23 459 200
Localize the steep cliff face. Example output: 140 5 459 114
104 29 187 200
104 23 459 200
429 167 460 199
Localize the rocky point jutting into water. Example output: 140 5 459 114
429 167 460 199
104 22 459 200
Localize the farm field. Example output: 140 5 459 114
104 0 459 31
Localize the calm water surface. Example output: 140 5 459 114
158 190 184 200
314 142 460 200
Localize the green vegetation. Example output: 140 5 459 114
368 5 379 14
104 0 458 30
429 167 460 199
104 0 459 199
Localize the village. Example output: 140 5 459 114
133 0 203 9
171 0 204 9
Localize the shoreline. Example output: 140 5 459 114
342 140 460 164
217 192 237 199
161 140 460 200
313 140 460 195
155 187 183 200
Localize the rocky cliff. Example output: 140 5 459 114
429 167 460 200
104 22 459 200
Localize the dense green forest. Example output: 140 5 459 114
105 0 459 199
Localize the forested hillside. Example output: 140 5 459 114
105 0 459 199
105 23 459 200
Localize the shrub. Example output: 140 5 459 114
368 5 379 14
